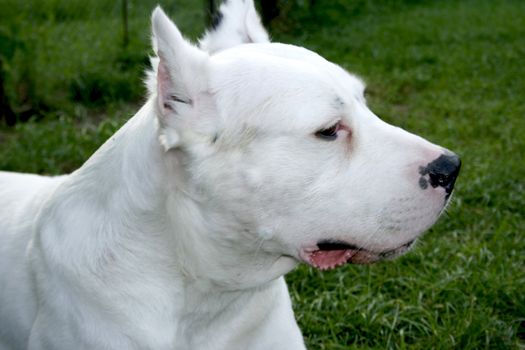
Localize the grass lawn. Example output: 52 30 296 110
1 0 524 349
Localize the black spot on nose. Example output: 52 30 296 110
419 153 461 197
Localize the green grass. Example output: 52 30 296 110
1 0 524 349
0 0 206 119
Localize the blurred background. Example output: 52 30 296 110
0 0 523 349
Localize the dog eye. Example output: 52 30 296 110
315 123 340 141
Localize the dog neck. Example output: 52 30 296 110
41 99 297 295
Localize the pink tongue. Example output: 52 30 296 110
310 249 353 270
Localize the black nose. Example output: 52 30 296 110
419 153 461 196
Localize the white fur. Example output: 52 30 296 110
0 2 455 349
200 0 269 54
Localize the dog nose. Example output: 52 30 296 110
419 153 461 196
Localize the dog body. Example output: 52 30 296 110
0 1 460 349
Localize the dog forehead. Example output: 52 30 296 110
208 43 365 130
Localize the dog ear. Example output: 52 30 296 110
199 0 270 54
151 7 209 149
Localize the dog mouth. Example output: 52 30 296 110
301 239 415 270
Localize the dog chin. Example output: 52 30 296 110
299 240 415 271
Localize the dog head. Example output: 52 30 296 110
149 1 460 283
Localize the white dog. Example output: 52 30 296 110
0 1 460 349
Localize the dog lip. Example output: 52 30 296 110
377 239 415 259
316 239 414 255
302 239 416 270
316 240 360 251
